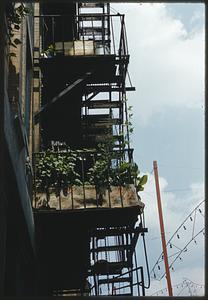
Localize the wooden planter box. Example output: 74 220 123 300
34 184 144 211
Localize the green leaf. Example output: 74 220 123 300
140 175 148 186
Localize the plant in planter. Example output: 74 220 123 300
87 139 148 205
110 161 148 205
35 149 82 206
87 142 113 206
128 162 148 200
35 150 56 204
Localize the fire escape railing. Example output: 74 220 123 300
88 223 147 297
34 14 128 58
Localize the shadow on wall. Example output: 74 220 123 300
8 58 19 113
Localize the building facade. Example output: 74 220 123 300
0 1 148 296
0 2 36 296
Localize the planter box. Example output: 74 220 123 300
55 40 95 56
54 41 110 56
34 184 144 211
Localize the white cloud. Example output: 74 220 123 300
139 174 204 236
111 4 205 295
112 3 205 126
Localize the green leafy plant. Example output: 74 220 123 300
87 142 113 204
35 142 148 206
111 161 148 192
87 141 148 197
136 174 148 192
35 149 82 203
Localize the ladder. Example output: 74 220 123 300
77 3 111 54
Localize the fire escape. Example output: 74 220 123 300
33 3 148 296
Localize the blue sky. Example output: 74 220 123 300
112 3 205 296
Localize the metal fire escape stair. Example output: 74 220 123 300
89 225 147 296
78 3 110 46
83 100 121 109
81 113 123 145
85 85 135 93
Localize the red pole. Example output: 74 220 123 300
153 161 173 296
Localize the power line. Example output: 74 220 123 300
150 278 204 296
159 163 203 170
150 200 205 280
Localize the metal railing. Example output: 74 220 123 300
111 266 145 296
89 265 145 296
32 148 139 210
35 14 128 58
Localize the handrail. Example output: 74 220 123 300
89 266 145 296
34 14 125 18
34 14 128 58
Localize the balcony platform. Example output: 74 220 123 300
33 204 143 293
39 54 121 85
34 204 143 228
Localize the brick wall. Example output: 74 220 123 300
32 2 41 153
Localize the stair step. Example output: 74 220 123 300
80 27 108 35
82 100 121 109
88 76 122 85
91 245 131 252
91 226 148 238
79 3 105 8
86 85 136 93
82 127 111 134
82 115 121 125
98 277 131 285
81 26 108 31
78 14 110 21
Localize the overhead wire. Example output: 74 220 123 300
150 278 204 296
150 199 205 278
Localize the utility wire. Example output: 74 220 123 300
151 278 204 296
150 200 205 279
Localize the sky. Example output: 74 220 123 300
111 3 205 296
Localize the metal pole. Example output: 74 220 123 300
153 161 173 296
